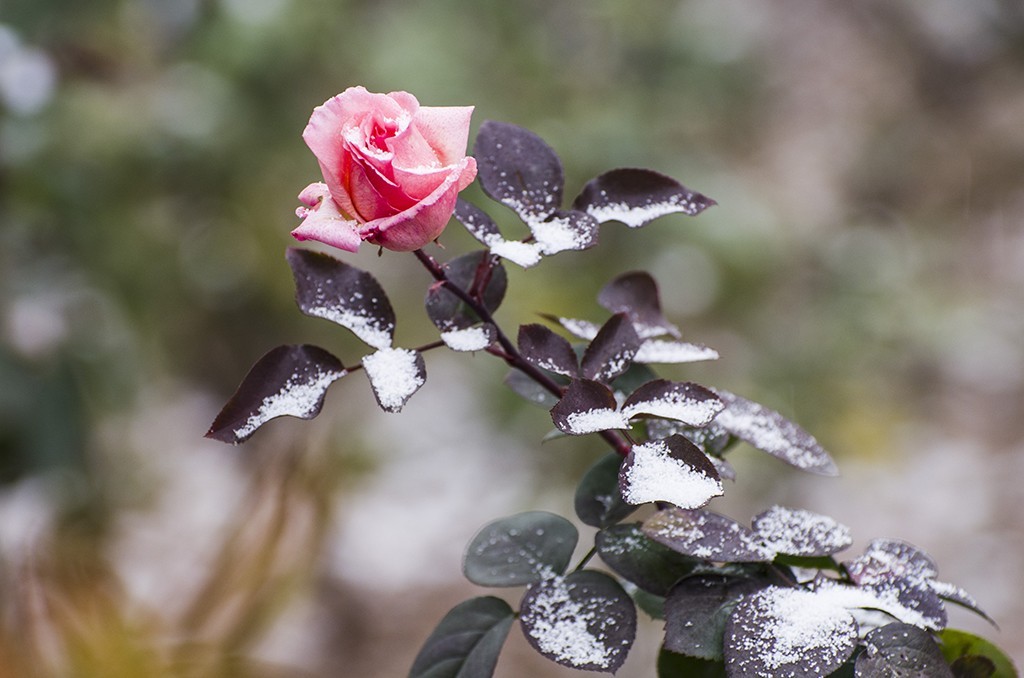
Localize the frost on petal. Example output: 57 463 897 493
620 436 722 508
206 345 346 444
362 347 426 413
519 572 636 673
750 506 852 558
712 389 838 476
634 339 719 364
724 586 858 678
441 324 495 352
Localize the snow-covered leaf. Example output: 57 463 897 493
362 347 425 413
550 379 629 435
409 596 515 678
425 251 507 331
287 248 395 350
573 168 715 228
724 586 858 678
619 435 723 508
463 511 578 587
854 623 953 678
711 389 838 475
441 324 496 352
622 379 724 427
206 344 346 444
574 453 635 528
635 339 719 364
751 506 853 558
454 198 504 247
664 575 769 660
580 313 641 383
928 580 994 625
520 570 636 673
489 239 544 268
543 315 601 341
845 539 939 587
596 523 701 597
519 323 579 377
643 509 775 562
598 271 679 338
807 579 945 631
531 209 599 255
474 120 563 225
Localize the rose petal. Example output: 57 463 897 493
412 105 475 165
291 183 362 252
363 157 476 251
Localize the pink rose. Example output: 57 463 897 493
292 87 477 252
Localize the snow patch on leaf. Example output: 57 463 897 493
362 347 425 413
751 506 852 557
233 366 344 441
634 339 719 364
563 408 630 435
621 440 723 508
441 325 495 352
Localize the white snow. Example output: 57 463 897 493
440 326 493 352
635 339 719 364
752 505 852 557
556 317 601 341
586 196 704 228
523 576 614 669
233 367 344 440
362 347 424 413
621 440 723 508
489 240 543 268
622 390 724 427
533 213 592 255
308 305 393 351
563 408 630 435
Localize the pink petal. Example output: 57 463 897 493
362 156 477 251
291 183 362 252
411 105 474 165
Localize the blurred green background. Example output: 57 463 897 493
1 0 1022 675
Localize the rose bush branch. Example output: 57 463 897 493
207 87 1016 678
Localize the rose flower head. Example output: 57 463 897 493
293 86 477 253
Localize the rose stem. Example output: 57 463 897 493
413 249 632 457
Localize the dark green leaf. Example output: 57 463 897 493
574 453 635 528
597 523 700 596
939 629 1017 678
519 570 636 673
464 511 578 587
951 656 997 678
855 623 953 677
663 574 767 660
409 597 514 678
657 649 727 678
